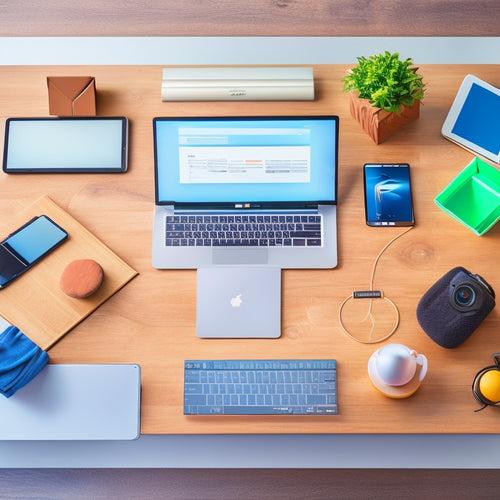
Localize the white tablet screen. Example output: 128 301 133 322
3 117 128 173
451 82 500 157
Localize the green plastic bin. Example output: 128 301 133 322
435 157 500 235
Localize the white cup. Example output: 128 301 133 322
374 343 422 386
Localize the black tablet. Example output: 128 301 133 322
2 117 128 173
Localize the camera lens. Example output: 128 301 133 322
453 284 476 308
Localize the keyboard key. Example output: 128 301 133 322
184 394 207 406
291 231 321 238
307 239 321 246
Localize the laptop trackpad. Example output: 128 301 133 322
212 248 268 265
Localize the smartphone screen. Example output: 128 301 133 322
363 163 414 226
0 215 68 288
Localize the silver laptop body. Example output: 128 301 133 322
196 266 281 338
152 116 339 269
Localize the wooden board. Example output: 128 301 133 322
1 0 498 36
0 195 138 350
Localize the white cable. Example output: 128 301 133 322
338 226 413 344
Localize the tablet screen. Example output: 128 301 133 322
451 82 500 157
2 117 128 173
442 75 500 163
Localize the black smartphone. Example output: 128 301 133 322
363 163 415 227
0 215 68 288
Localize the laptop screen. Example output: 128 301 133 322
153 116 338 207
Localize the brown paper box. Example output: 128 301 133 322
47 76 96 116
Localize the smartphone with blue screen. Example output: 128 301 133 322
0 215 68 288
363 163 415 227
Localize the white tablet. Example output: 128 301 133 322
441 74 500 164
2 117 128 173
0 364 141 440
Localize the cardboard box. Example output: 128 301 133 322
47 76 96 116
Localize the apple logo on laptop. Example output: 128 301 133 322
230 294 242 307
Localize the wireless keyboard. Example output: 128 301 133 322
184 359 337 415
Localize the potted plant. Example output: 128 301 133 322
342 51 426 144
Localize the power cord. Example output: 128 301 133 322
338 226 413 344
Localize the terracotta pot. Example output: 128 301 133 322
349 91 420 144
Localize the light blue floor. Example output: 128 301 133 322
1 36 500 468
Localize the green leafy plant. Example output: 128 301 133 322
342 51 425 113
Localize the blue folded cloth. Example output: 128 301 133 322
0 325 49 398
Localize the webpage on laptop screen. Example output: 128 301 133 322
154 117 337 204
178 126 311 184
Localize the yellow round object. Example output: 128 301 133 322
479 370 500 403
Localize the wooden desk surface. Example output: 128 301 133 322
1 64 500 434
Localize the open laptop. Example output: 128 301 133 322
152 116 339 269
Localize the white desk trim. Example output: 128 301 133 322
1 37 499 65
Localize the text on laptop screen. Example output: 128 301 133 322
154 117 338 205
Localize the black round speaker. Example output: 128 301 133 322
416 267 495 348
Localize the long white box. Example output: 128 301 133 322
161 66 315 101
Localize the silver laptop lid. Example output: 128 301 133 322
196 266 281 338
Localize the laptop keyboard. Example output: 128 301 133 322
184 359 337 415
165 214 322 247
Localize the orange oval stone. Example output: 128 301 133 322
60 259 104 298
